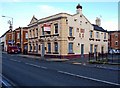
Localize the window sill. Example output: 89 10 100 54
95 39 100 41
53 52 59 54
68 52 74 54
89 38 94 41
46 52 51 54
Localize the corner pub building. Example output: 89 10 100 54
28 4 108 59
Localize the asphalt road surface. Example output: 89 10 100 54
1 53 120 87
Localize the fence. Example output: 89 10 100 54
89 52 120 63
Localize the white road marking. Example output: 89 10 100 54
25 63 40 67
58 70 120 86
25 63 47 69
10 59 21 63
0 74 16 86
1 80 10 86
40 66 47 69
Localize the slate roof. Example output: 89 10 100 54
92 24 107 32
107 30 120 33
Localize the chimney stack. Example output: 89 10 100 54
76 4 82 14
95 17 101 27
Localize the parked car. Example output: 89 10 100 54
7 46 20 54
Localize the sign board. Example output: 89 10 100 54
44 24 51 31
8 40 14 44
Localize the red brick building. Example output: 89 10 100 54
14 27 28 53
108 31 120 50
6 30 15 47
6 27 28 53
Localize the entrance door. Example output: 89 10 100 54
101 46 104 53
94 45 98 57
94 45 97 53
41 43 45 57
81 44 84 57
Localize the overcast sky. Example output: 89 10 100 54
0 1 118 36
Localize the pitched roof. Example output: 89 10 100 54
29 15 38 24
0 29 12 38
92 24 107 32
107 30 120 33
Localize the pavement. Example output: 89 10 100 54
2 53 120 86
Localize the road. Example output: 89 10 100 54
1 53 120 87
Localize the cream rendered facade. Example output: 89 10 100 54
28 4 108 58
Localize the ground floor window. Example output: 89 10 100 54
48 43 51 53
94 45 98 53
24 44 28 50
54 42 58 53
68 43 73 53
36 44 38 52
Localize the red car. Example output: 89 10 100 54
7 46 20 54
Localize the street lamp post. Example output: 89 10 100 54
2 15 14 46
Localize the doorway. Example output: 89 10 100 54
81 44 84 57
41 43 45 57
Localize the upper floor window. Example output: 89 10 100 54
25 33 28 39
54 23 58 34
90 31 93 38
104 33 106 39
42 26 44 35
17 33 20 39
36 28 38 37
115 34 118 38
69 27 73 36
96 32 99 38
33 29 35 37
